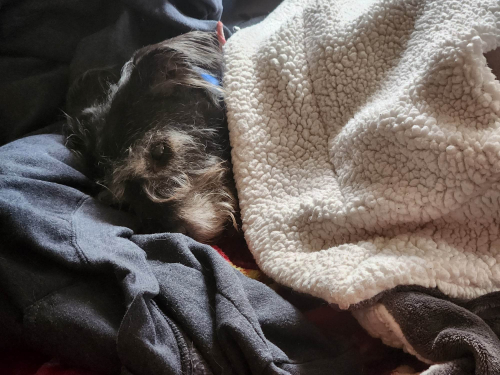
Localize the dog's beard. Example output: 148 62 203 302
101 129 237 243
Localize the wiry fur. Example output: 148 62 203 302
64 32 238 243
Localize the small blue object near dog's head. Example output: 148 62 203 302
200 73 220 86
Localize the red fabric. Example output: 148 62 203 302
34 362 96 375
216 21 226 46
215 232 258 270
0 349 48 375
211 245 231 262
0 349 99 375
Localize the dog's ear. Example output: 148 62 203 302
64 67 120 175
66 67 121 117
130 31 223 93
64 110 101 173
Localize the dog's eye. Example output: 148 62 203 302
150 143 171 163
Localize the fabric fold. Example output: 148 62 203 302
224 0 500 308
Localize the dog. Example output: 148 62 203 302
64 30 238 244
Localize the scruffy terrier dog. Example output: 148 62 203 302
65 31 238 244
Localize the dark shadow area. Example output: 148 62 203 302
485 47 500 80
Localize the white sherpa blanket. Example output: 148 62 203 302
224 0 500 309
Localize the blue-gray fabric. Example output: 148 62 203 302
0 133 360 374
0 0 231 146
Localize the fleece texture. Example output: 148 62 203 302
224 0 500 308
354 289 500 374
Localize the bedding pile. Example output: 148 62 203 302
0 1 368 374
2 0 500 374
224 0 500 372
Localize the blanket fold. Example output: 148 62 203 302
225 0 500 309
225 0 500 373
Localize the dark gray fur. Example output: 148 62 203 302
65 32 238 243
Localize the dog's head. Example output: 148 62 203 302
65 31 237 243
